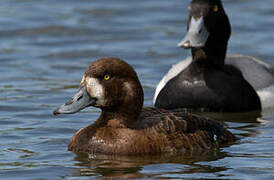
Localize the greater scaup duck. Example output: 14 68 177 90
154 0 266 112
54 57 235 155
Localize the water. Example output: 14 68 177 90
0 0 274 179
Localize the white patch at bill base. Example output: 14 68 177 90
86 77 105 105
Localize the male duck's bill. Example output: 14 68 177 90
178 16 209 49
54 86 96 115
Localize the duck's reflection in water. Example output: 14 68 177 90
71 150 229 179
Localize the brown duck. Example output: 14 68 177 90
54 57 235 155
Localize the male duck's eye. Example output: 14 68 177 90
213 5 218 12
104 74 111 80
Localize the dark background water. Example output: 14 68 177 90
1 0 274 179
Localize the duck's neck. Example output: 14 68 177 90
98 79 144 129
191 43 227 66
98 110 136 128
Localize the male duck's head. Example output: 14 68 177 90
54 57 144 120
178 0 231 63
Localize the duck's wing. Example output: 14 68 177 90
225 54 274 90
137 107 236 146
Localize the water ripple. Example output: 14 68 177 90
0 0 274 179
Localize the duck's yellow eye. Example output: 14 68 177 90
104 74 111 80
213 5 218 12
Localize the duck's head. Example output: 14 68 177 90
178 0 231 63
54 57 144 120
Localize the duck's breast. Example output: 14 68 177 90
154 57 192 104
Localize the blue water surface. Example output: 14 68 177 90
0 0 274 179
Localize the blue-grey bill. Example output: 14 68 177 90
178 16 209 49
53 86 96 115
